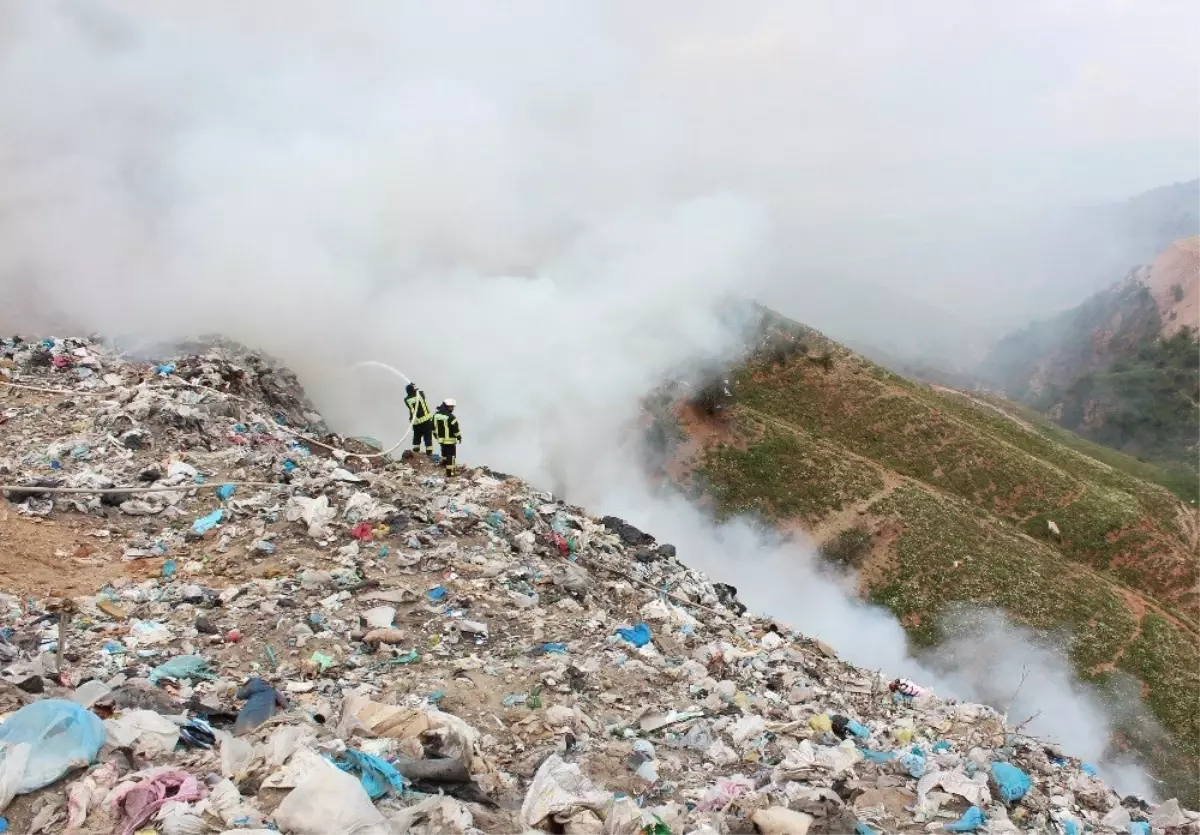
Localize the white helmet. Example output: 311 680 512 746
443 398 457 408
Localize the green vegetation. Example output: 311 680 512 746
869 485 1142 671
819 524 873 568
978 395 1199 503
807 350 835 371
1058 327 1199 470
726 343 1196 622
1118 613 1200 763
700 424 883 522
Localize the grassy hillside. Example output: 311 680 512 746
661 311 1200 803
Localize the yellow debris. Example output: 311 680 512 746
808 713 832 732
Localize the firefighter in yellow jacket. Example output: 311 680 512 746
405 383 434 456
433 399 463 475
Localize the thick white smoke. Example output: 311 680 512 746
0 0 1178 797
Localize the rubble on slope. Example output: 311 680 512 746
1 335 1196 835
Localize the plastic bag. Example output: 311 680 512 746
157 802 209 835
110 768 207 835
917 769 991 808
944 806 985 832
521 755 612 829
207 778 263 827
105 710 180 755
899 750 927 778
285 495 336 539
845 719 871 739
335 749 407 799
0 699 106 811
989 762 1031 803
191 509 224 535
149 655 216 685
387 794 474 835
272 759 390 835
234 678 286 735
751 807 814 835
616 623 651 647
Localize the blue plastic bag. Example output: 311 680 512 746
617 623 652 647
944 806 985 832
991 762 1032 803
215 484 236 500
1061 819 1080 835
860 748 895 764
1128 823 1150 835
932 740 952 752
191 509 224 535
855 823 879 835
0 699 105 795
1080 762 1099 777
846 719 870 739
149 654 217 685
334 749 408 799
235 677 287 736
899 751 927 777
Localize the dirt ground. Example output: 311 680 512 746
0 504 147 598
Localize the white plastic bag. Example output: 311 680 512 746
216 730 253 778
285 495 336 539
521 755 612 830
387 795 473 835
156 801 209 835
105 710 181 755
272 759 390 835
207 778 262 827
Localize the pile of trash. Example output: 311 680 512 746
1 335 1196 835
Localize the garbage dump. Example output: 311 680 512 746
1 335 1196 834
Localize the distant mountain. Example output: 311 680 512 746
1081 179 1200 254
977 278 1163 404
977 237 1200 470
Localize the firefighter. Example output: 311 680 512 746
405 383 435 455
433 398 463 475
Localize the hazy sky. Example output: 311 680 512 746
657 1 1199 217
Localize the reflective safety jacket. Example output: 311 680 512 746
433 410 462 445
405 390 433 425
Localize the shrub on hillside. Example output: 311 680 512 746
820 525 873 568
695 378 734 415
808 351 835 371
